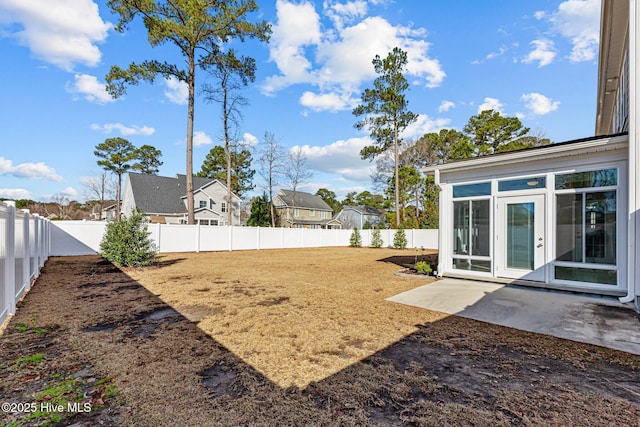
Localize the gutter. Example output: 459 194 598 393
434 169 444 278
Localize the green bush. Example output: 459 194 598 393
393 229 407 249
370 229 383 248
349 227 362 247
100 209 157 267
414 261 432 275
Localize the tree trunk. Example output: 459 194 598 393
186 51 196 224
394 122 400 227
116 172 122 221
223 84 232 226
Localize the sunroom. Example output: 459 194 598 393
423 133 628 297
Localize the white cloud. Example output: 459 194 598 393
324 0 368 30
0 157 63 181
0 188 32 200
0 0 112 71
65 74 114 104
521 92 560 115
164 77 188 105
193 131 213 147
59 186 78 198
295 137 374 181
522 39 556 67
438 100 455 112
534 11 546 20
262 0 445 111
300 90 356 112
478 97 504 114
90 123 155 136
549 0 600 62
240 133 258 147
402 114 451 139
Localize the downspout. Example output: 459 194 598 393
621 0 637 304
434 168 444 278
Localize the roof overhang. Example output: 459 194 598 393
421 134 628 176
596 0 629 135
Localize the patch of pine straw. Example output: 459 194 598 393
126 247 441 388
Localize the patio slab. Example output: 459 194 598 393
387 278 640 355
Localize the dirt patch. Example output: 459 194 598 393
1 248 639 426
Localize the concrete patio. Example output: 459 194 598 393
387 278 640 355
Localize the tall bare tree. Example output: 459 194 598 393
257 132 285 226
81 172 117 219
202 50 256 225
284 147 313 209
105 0 270 224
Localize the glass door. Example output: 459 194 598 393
496 195 546 281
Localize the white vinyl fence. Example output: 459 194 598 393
0 201 50 325
51 221 438 256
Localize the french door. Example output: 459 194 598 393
496 195 546 281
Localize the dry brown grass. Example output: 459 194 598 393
125 247 441 388
1 248 639 426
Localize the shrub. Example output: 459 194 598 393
393 228 407 249
414 261 432 275
370 229 383 248
350 227 362 247
100 209 157 267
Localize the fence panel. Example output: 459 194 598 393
0 202 50 326
51 221 439 256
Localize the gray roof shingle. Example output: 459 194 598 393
128 172 214 214
277 189 332 211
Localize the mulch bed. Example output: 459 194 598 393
0 250 638 426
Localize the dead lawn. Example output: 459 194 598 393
1 247 639 426
124 247 441 388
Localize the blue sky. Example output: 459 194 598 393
0 0 601 203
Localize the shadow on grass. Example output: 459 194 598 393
2 255 638 426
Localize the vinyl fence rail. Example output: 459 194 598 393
50 221 439 256
0 201 50 326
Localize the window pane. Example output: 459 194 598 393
453 182 491 198
453 201 469 255
585 191 616 264
556 194 583 262
452 258 491 272
555 168 617 190
555 266 617 285
471 200 490 256
498 177 546 191
506 202 534 270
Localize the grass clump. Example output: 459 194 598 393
14 353 45 368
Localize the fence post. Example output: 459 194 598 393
155 223 162 253
256 226 260 250
4 203 16 317
21 210 29 292
196 222 201 253
228 225 233 251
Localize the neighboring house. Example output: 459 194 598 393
335 205 385 229
121 172 241 226
273 189 341 229
100 202 118 221
422 0 639 311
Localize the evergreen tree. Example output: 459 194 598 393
247 193 272 227
100 209 157 267
350 227 362 247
